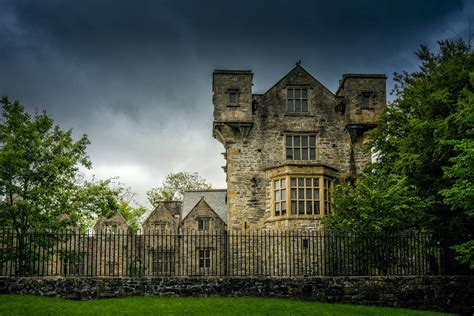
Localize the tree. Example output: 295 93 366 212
79 178 146 233
0 97 94 229
323 171 430 234
324 39 474 268
0 97 91 274
147 171 212 206
370 39 473 232
439 74 474 268
0 98 148 275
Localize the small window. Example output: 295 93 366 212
361 93 371 108
106 224 118 234
153 222 166 231
228 89 239 105
287 88 308 113
198 219 209 231
285 134 317 160
199 249 211 268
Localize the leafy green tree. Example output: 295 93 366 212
371 39 473 232
80 178 146 233
323 171 430 234
0 98 146 274
0 97 94 228
325 39 474 268
147 171 212 206
0 97 91 274
439 74 474 267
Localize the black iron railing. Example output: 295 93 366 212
0 229 471 277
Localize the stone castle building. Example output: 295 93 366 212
212 64 387 230
0 65 387 278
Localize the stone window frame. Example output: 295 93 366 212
152 221 167 231
271 176 334 218
360 91 373 109
198 248 211 268
197 218 210 231
286 87 309 113
323 178 333 214
227 88 240 107
285 133 317 161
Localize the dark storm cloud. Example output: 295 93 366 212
0 0 472 206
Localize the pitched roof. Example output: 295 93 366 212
93 211 129 229
263 64 335 96
182 190 227 223
142 201 180 227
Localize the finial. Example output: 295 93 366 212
296 60 301 66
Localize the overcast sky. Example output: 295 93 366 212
1 0 473 207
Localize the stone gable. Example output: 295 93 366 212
181 198 225 231
142 202 180 232
93 212 129 232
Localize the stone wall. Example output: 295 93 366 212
0 276 472 314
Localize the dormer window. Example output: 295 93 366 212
287 88 308 113
228 89 239 105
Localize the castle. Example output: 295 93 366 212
97 64 386 233
91 64 386 237
212 64 386 230
0 65 389 277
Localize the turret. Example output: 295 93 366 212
336 74 387 127
212 70 254 145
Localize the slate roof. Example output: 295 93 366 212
182 190 227 223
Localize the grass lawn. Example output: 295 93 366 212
0 295 454 315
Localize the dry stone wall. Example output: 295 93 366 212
1 276 472 314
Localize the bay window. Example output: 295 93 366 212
272 176 333 217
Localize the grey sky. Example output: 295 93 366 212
1 0 473 207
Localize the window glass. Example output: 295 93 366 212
287 88 308 113
285 135 317 160
229 90 238 104
272 176 332 217
361 93 370 108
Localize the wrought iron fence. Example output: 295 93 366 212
0 229 471 277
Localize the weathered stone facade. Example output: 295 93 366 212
142 201 181 232
33 192 228 278
212 65 387 230
1 276 472 314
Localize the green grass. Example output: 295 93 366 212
0 295 454 315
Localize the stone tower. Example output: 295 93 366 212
212 65 386 230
